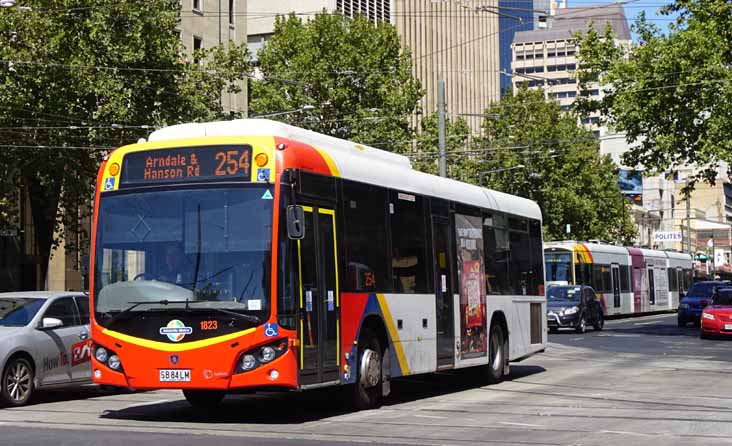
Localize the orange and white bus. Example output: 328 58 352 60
90 119 547 409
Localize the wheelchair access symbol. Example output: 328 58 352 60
264 323 278 337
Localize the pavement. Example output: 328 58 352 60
2 313 732 446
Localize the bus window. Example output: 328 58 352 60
342 181 390 292
483 214 509 295
508 219 531 295
529 220 544 295
390 190 429 293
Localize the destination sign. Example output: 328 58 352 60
120 145 252 186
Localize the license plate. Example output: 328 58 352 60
725 324 732 331
159 369 191 382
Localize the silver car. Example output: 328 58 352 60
0 292 91 406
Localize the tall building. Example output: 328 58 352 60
497 0 550 94
247 1 502 132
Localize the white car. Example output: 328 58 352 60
0 292 91 406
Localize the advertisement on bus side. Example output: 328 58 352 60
455 214 487 359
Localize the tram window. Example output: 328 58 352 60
390 191 429 293
484 214 510 295
619 265 631 293
592 264 611 293
508 221 532 295
342 181 390 292
668 268 678 292
528 220 544 295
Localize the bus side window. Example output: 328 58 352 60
342 181 390 292
483 213 509 295
390 191 429 293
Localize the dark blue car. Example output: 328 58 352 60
678 281 732 326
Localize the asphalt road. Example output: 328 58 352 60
2 313 732 446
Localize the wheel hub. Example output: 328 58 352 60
359 349 381 388
6 362 30 402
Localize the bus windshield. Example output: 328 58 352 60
93 185 273 327
545 251 573 283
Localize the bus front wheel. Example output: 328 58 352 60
352 328 383 410
183 389 225 410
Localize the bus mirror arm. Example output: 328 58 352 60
287 205 305 240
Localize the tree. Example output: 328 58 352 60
575 1 732 186
474 89 636 243
250 12 423 153
0 0 250 288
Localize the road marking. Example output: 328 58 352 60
413 414 448 419
498 421 543 427
570 337 584 341
634 320 662 325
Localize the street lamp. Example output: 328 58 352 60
0 0 16 7
250 105 315 119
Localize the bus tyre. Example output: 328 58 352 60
353 328 383 410
575 316 587 334
486 323 505 384
1 356 34 407
593 313 604 331
183 389 225 410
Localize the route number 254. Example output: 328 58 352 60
215 149 250 176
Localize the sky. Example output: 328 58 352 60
566 0 680 39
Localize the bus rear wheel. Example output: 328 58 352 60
183 389 225 410
485 323 506 384
352 328 383 410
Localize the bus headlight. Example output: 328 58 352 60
241 354 257 371
108 355 121 371
702 312 715 321
235 340 288 374
259 346 276 363
95 347 109 363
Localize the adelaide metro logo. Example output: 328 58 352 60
159 320 193 342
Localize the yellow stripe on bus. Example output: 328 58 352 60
313 146 340 177
101 327 256 352
375 293 410 376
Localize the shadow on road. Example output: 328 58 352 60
23 386 134 407
99 364 545 425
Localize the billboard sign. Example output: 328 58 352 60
653 231 683 243
618 169 643 205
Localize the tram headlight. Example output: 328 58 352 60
95 347 109 363
241 354 257 371
259 346 276 363
108 355 122 371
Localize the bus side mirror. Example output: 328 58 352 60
286 205 305 240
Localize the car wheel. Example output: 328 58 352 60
593 312 604 331
700 332 712 340
183 389 225 410
575 316 587 334
548 327 558 334
485 323 506 384
352 328 383 410
693 319 701 327
1 356 34 407
677 317 686 327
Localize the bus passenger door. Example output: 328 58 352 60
297 206 340 386
611 265 621 309
432 216 455 368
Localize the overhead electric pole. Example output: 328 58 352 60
437 79 447 178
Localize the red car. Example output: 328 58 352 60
700 288 732 339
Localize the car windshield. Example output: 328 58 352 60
687 282 728 298
545 251 572 282
0 298 45 327
547 286 582 301
93 185 273 326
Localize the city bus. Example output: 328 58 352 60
90 119 547 409
544 241 693 317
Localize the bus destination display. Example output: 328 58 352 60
121 145 252 186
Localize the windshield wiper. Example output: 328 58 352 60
183 300 261 324
104 299 183 327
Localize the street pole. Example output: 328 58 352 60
437 79 447 178
686 177 692 255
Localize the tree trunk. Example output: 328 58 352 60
26 177 59 290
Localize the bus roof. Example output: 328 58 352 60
147 119 541 221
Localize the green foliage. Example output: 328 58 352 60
575 1 732 186
250 12 423 152
0 0 250 277
413 112 472 177
474 89 636 243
